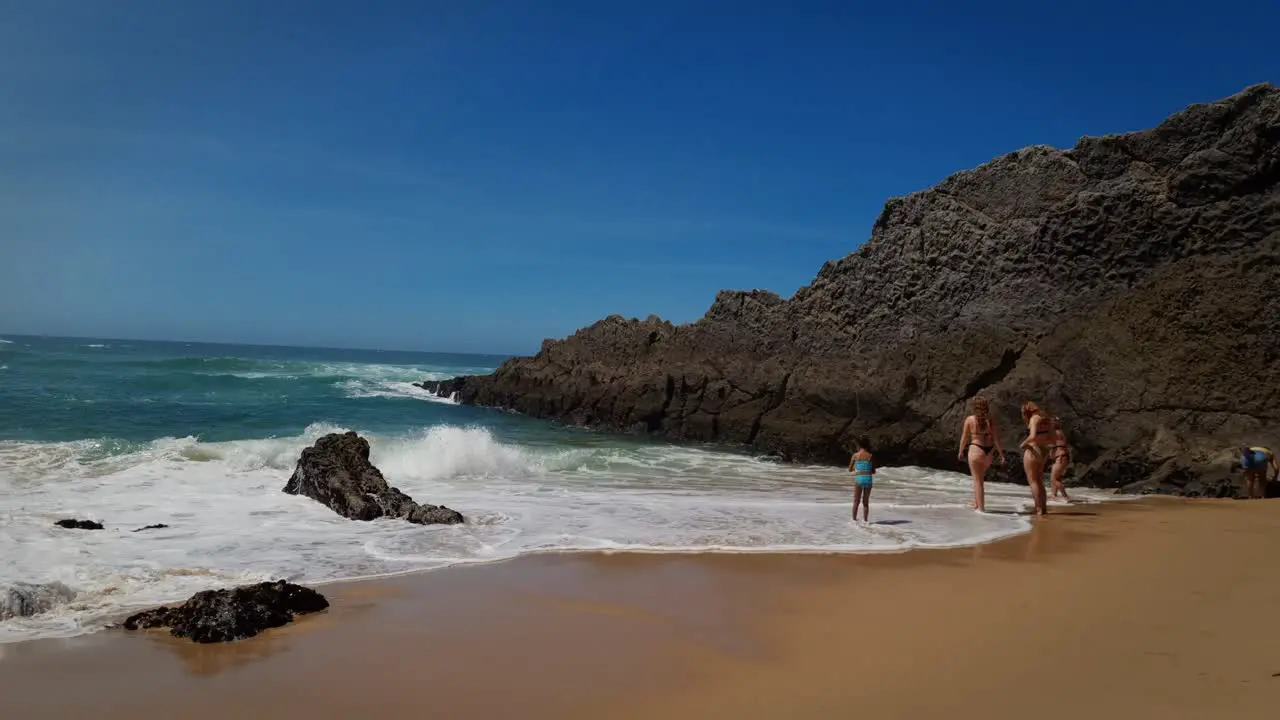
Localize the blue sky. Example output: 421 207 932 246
1 1 1275 355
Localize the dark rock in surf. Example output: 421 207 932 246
406 504 467 524
122 580 328 643
415 376 469 399
133 524 170 532
55 519 103 530
0 582 77 621
429 83 1280 498
283 431 465 524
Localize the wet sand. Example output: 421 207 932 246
1 498 1277 718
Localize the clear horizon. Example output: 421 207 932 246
0 331 515 358
3 1 1277 355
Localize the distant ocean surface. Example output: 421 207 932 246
0 335 1110 642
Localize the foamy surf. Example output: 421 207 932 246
335 377 460 403
0 423 1113 643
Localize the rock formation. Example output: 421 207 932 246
54 519 103 530
133 524 170 532
414 377 468 398
284 431 465 523
422 84 1280 497
1 582 77 621
122 581 328 643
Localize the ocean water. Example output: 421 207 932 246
0 335 1111 642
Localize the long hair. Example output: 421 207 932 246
855 435 873 453
971 395 991 433
1021 401 1047 425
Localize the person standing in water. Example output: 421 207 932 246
1048 415 1072 502
1019 401 1055 516
957 395 1005 512
1240 445 1278 499
848 436 875 522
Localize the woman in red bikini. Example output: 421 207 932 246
1019 401 1055 516
1048 416 1072 502
957 395 1005 512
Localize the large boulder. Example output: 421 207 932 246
420 83 1280 497
122 581 328 643
1 582 77 621
283 431 464 524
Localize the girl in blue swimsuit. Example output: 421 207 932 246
849 436 875 522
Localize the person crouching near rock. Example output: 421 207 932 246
957 395 1005 512
848 436 875 523
1239 445 1278 499
1019 401 1055 516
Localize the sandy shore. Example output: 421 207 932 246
2 498 1278 718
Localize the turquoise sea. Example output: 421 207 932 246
0 334 1107 642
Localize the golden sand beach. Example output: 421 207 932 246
1 498 1277 719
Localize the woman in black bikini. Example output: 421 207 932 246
1020 401 1054 516
957 395 1005 512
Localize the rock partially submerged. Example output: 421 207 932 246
0 582 77 621
284 431 465 524
415 377 468 398
55 519 103 530
122 581 329 643
425 84 1280 497
133 524 170 532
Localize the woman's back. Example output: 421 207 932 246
1031 413 1058 444
968 415 994 444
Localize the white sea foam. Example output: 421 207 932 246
82 344 109 349
319 360 466 403
206 359 462 404
0 338 13 344
0 425 1114 642
335 377 458 403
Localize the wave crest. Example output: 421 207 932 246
0 423 573 484
375 426 589 482
1 582 77 621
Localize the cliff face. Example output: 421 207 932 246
444 84 1280 496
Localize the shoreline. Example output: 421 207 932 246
4 496 1277 718
3 487 1112 646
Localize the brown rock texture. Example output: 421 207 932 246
427 84 1280 497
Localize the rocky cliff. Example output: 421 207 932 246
431 84 1280 497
